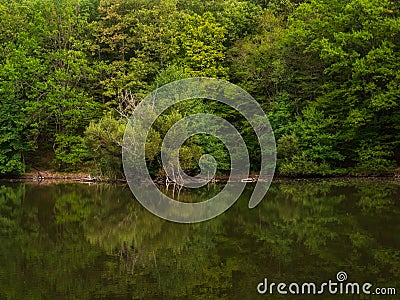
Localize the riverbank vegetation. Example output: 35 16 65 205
0 0 399 179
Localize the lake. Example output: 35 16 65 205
0 180 399 299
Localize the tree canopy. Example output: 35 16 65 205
0 0 398 177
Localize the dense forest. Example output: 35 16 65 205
0 0 399 179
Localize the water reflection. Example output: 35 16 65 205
0 180 398 299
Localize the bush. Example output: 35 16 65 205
353 143 396 175
279 154 333 177
84 114 126 180
54 135 89 171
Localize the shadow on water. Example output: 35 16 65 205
0 180 399 299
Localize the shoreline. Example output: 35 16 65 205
1 170 400 184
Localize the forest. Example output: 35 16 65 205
0 0 399 179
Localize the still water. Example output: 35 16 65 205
0 180 399 299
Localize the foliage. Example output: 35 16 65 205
354 143 396 175
0 0 399 177
54 134 89 170
230 0 400 176
84 114 126 179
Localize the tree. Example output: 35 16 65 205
176 12 228 77
0 2 42 175
84 114 126 179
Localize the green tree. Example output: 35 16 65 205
84 114 126 179
0 2 42 175
283 0 400 173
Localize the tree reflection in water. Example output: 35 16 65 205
0 180 398 299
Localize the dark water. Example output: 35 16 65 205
0 180 399 299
